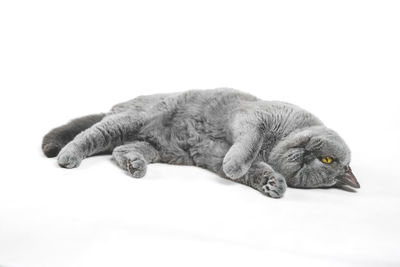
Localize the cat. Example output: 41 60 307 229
42 88 360 198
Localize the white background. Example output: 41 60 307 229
1 0 399 266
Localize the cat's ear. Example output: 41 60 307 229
287 134 310 149
305 137 324 152
285 132 325 151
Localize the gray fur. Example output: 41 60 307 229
42 113 105 157
43 88 359 198
112 141 160 178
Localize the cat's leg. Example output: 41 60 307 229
112 141 160 178
196 143 287 198
57 112 144 168
42 113 106 157
222 116 265 180
240 161 287 198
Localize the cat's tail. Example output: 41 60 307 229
42 113 106 157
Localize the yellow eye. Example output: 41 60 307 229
321 156 333 164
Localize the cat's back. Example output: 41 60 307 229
110 92 178 114
173 88 259 118
110 88 259 116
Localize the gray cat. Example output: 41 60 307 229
42 88 360 198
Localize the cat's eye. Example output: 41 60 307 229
321 156 333 164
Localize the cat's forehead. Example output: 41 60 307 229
319 134 351 164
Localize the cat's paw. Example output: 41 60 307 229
58 150 82 169
222 155 250 180
261 172 287 198
126 158 147 178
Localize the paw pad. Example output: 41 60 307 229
261 174 287 199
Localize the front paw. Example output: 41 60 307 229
58 149 82 169
261 173 287 198
223 155 249 180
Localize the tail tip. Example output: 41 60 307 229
43 143 61 158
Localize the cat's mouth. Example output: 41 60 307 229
335 166 360 191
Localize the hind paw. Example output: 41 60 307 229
58 150 82 169
126 158 147 178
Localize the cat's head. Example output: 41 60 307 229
268 126 360 189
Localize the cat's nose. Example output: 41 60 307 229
336 166 360 189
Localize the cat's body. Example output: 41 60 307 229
43 88 359 198
112 89 320 169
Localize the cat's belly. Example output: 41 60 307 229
137 118 230 168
